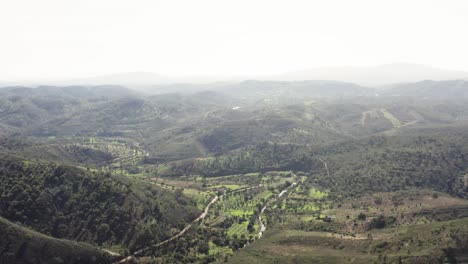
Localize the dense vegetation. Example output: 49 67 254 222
0 216 116 264
0 154 199 254
1 80 468 263
156 129 468 200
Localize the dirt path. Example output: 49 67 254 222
135 194 219 254
113 194 218 263
102 249 120 257
258 182 297 239
257 147 331 240
113 185 262 263
306 144 331 179
316 157 330 178
326 232 369 240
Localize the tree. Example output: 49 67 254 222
198 241 210 254
357 212 367 221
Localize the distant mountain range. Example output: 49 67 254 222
31 72 240 87
1 63 467 87
272 63 468 86
380 79 468 99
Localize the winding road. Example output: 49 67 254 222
113 194 219 263
257 144 332 241
113 184 263 263
306 144 331 180
316 157 330 178
257 182 297 239
113 177 314 262
110 145 332 263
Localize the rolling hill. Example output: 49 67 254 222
1 79 468 263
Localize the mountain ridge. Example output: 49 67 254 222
3 63 467 87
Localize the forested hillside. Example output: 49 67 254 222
0 216 116 264
0 154 199 254
1 80 468 263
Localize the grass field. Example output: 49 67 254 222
381 108 402 128
220 188 468 264
224 216 468 264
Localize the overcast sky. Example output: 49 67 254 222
1 0 467 80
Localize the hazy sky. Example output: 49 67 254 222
1 0 468 80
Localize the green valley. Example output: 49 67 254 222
1 80 468 263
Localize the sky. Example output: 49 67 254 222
1 0 468 81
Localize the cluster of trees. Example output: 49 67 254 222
158 129 468 202
0 154 199 252
158 142 316 177
0 216 115 264
144 224 255 263
314 132 468 199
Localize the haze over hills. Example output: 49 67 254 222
12 72 245 88
273 63 468 86
380 79 468 99
3 63 468 88
2 60 468 264
1 78 468 263
3 0 468 262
